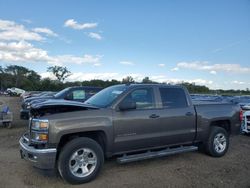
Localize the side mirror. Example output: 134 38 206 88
119 99 136 111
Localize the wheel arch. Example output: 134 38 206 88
56 130 108 160
210 119 231 134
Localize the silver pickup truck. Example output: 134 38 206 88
19 84 241 184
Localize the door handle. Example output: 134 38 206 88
149 114 160 119
185 112 194 116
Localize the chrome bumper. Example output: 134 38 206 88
19 134 57 169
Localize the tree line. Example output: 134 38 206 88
0 65 249 95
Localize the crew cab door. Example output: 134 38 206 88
113 86 160 153
154 87 196 145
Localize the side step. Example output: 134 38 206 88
117 145 198 164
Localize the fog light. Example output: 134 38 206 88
38 133 48 141
32 132 48 142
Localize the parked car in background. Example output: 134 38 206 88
21 91 44 100
242 103 250 111
20 86 102 119
241 111 250 134
230 96 250 108
6 87 25 96
19 84 241 184
21 91 56 101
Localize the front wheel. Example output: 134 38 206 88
58 137 104 184
205 126 229 157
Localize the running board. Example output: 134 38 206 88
117 146 198 164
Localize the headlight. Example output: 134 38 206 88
30 119 49 143
31 119 49 130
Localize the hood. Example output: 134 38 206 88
30 99 99 117
24 95 55 103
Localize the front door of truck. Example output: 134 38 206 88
113 87 161 153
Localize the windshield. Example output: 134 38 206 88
54 88 70 98
84 85 128 107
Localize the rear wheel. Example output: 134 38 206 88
205 126 229 157
58 137 104 184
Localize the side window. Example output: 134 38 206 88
67 90 86 100
159 88 188 108
85 89 99 99
124 88 155 109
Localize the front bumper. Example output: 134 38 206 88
19 134 57 169
20 109 30 120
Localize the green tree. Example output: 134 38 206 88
122 76 135 84
4 65 41 90
142 76 153 83
5 65 27 87
47 66 71 82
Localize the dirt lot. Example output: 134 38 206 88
0 96 250 188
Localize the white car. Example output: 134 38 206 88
241 111 250 134
6 87 25 96
242 103 250 111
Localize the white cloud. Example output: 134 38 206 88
173 61 250 74
21 19 32 24
0 40 102 66
158 63 165 67
32 27 58 37
40 72 56 80
161 78 213 85
64 19 97 30
119 61 135 66
231 80 245 85
171 67 179 71
48 54 102 66
88 32 102 40
41 72 120 81
210 70 217 75
93 63 102 66
40 71 213 87
0 19 44 41
0 41 49 62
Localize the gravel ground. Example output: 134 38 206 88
0 96 250 188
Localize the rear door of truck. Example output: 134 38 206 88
153 86 197 145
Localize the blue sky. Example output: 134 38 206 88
0 0 249 89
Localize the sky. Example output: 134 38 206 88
0 0 249 90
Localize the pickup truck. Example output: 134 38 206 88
19 84 241 184
20 86 102 119
7 87 25 96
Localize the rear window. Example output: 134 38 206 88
159 88 188 108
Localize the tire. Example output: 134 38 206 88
58 137 104 184
205 126 229 157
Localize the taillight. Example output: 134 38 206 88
240 110 243 122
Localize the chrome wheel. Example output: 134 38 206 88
213 133 227 153
69 148 97 178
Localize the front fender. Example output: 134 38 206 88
47 109 113 151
